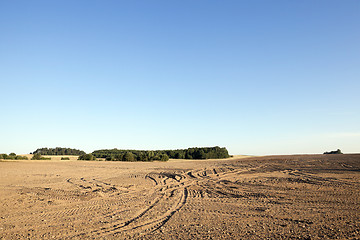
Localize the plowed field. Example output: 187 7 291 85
1 154 359 239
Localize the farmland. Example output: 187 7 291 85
0 154 359 239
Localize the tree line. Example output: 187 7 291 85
32 147 86 156
324 149 343 154
0 153 28 160
91 150 169 162
91 146 230 162
163 146 230 160
2 146 230 162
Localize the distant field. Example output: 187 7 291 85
0 154 359 239
14 154 249 162
19 154 80 161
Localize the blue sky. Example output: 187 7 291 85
1 1 359 155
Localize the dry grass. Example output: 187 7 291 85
18 154 80 161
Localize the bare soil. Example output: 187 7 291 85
0 154 359 239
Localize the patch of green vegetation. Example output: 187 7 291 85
0 153 28 160
92 146 229 162
324 149 343 154
78 154 96 161
32 147 86 156
31 153 51 160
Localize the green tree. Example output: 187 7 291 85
324 149 343 154
78 154 96 161
32 153 42 160
15 155 28 160
123 152 135 161
158 154 169 161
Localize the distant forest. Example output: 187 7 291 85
27 146 230 162
92 146 230 162
32 147 86 156
91 150 169 162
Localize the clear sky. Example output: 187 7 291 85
1 1 359 155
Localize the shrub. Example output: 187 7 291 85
106 155 115 161
61 157 70 160
0 153 28 160
32 153 42 160
31 154 51 160
158 154 169 161
78 154 96 161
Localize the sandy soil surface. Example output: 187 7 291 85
0 154 359 239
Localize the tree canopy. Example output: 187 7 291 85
324 149 343 154
78 154 96 161
32 147 86 156
0 153 28 160
91 146 230 162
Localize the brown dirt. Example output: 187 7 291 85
0 154 359 239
